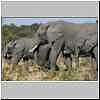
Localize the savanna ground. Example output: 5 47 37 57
2 53 98 81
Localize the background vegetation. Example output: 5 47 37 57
2 23 40 49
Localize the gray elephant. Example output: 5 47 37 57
49 21 97 70
27 24 51 67
3 24 51 66
35 21 98 70
4 35 51 68
4 37 38 64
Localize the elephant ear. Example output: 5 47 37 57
46 23 64 43
45 24 50 31
37 23 49 34
7 40 16 48
12 41 17 48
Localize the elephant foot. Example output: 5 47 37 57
63 65 69 71
49 65 59 71
55 65 59 71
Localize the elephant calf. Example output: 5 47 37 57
4 37 52 69
4 37 38 64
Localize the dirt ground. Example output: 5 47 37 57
2 55 98 81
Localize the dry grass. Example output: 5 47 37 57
2 57 98 81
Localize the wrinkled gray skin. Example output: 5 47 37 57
36 21 98 70
4 38 38 64
4 24 51 66
49 21 97 70
35 44 51 66
27 24 51 67
4 36 51 67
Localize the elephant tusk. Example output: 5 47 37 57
29 45 38 52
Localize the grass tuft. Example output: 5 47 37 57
2 57 97 81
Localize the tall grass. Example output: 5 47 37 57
2 57 97 81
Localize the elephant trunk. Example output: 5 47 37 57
49 36 65 70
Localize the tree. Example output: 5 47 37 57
31 23 40 32
2 24 16 43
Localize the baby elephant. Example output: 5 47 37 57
4 37 38 64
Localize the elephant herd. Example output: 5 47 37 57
4 20 98 71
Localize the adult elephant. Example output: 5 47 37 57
26 21 97 71
45 21 98 70
27 23 51 67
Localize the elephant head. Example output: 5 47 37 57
36 24 49 45
4 40 17 59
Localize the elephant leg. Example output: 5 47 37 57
7 57 20 80
92 46 98 71
89 53 94 68
36 44 50 67
92 46 98 64
63 54 72 71
32 51 38 65
11 53 23 65
74 48 79 71
49 37 64 71
8 53 22 80
75 56 79 71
